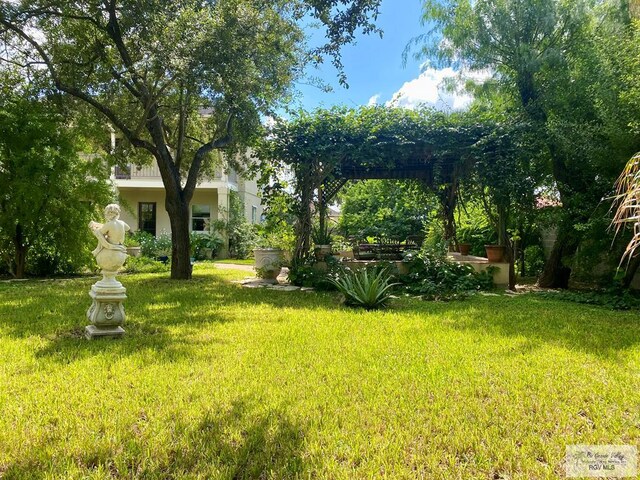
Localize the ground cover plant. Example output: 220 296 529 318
0 264 639 478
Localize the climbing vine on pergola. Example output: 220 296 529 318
257 106 492 260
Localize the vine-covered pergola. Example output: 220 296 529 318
258 106 494 260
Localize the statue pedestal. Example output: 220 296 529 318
85 282 126 340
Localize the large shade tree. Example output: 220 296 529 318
0 0 382 279
415 0 640 287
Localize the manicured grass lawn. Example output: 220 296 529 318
213 258 255 265
0 264 639 479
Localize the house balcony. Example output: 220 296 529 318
112 163 238 190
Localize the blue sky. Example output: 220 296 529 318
294 0 481 112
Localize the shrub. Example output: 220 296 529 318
154 232 172 257
123 256 170 274
523 245 545 277
535 288 640 310
130 231 157 258
329 266 398 310
190 232 207 260
288 255 348 290
399 248 494 300
228 222 257 259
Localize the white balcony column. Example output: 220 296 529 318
217 187 230 258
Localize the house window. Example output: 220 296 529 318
138 202 156 236
191 204 210 232
251 205 258 224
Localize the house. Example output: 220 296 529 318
111 156 263 258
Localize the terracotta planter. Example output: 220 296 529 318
254 248 284 279
313 244 332 261
485 245 506 263
458 243 471 256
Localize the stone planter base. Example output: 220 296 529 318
85 283 126 340
85 325 126 340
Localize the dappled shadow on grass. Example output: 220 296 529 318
7 268 637 360
3 398 309 479
392 293 640 359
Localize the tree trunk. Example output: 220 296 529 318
537 225 576 288
497 203 516 290
13 223 28 279
294 179 313 261
439 182 458 246
622 254 640 288
166 197 192 280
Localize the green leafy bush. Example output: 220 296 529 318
154 232 172 257
288 255 345 289
211 191 257 259
523 245 545 277
329 266 398 310
123 256 170 274
130 231 157 258
535 289 640 310
399 249 494 300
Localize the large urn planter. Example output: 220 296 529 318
254 248 284 280
458 243 471 256
485 245 506 263
313 244 332 262
126 246 141 257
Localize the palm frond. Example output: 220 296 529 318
611 153 640 265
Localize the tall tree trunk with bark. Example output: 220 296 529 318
497 203 516 290
166 196 192 279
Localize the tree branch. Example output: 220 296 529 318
184 114 234 199
0 17 156 154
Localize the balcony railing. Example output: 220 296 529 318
113 164 225 181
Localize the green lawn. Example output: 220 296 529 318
0 264 638 479
213 258 255 265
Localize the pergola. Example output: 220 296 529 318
258 107 491 260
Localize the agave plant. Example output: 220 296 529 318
329 267 398 310
611 152 640 266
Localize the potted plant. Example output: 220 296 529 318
253 233 285 280
485 244 506 262
457 233 472 256
203 231 224 259
312 224 333 261
124 236 141 257
458 242 471 256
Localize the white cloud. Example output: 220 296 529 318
386 67 492 111
367 93 381 106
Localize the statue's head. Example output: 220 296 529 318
104 203 121 220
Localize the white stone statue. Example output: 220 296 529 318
85 203 129 340
89 203 130 287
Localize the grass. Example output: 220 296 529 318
0 264 639 479
213 258 255 265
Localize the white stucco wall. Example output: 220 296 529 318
117 188 220 235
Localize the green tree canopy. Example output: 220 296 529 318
257 106 492 259
0 74 111 278
0 0 382 279
338 180 435 240
415 0 640 287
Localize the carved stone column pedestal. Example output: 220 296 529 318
85 282 126 340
